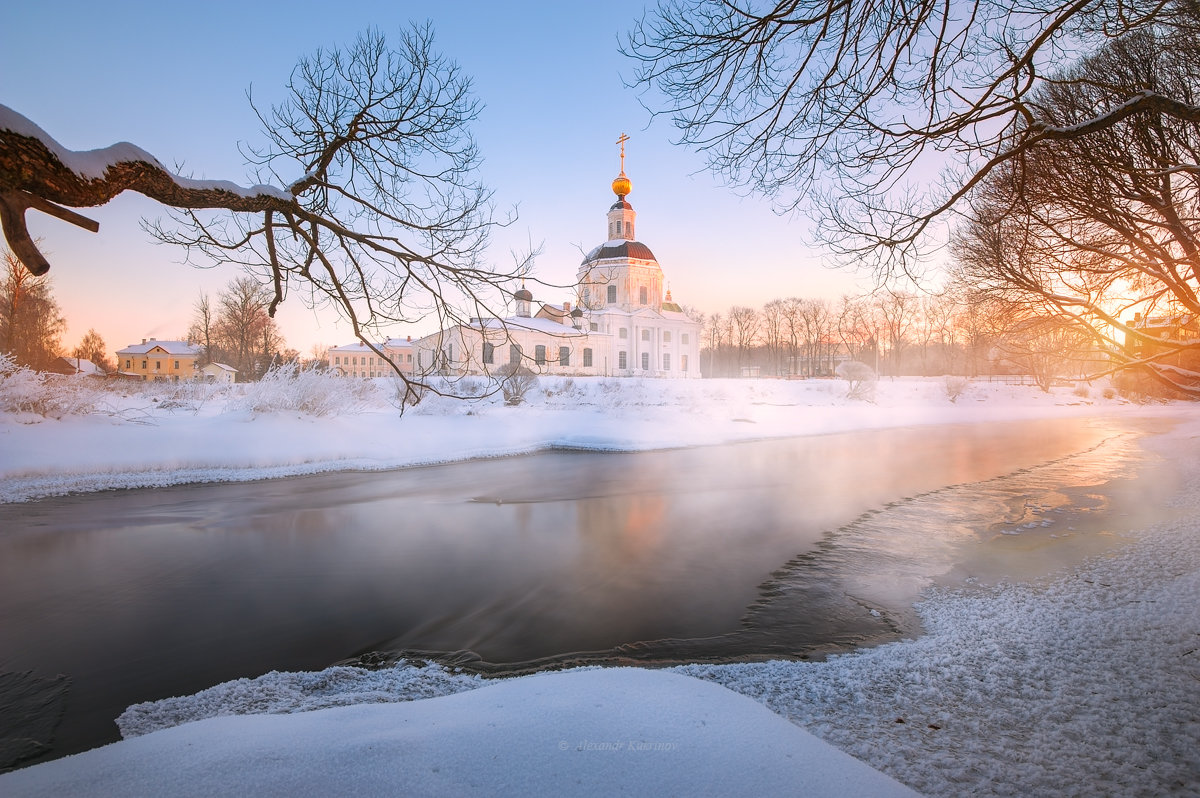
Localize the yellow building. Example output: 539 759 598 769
115 339 201 382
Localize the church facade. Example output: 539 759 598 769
412 147 702 379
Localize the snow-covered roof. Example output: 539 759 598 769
329 338 413 353
116 340 201 356
202 362 237 373
53 357 106 376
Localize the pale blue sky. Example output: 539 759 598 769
2 0 861 355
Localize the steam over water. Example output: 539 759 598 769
0 417 1160 769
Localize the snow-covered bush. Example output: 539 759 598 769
495 363 538 406
1073 383 1090 398
835 360 877 401
943 376 970 403
0 353 113 418
232 362 378 416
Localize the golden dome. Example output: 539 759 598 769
611 170 632 198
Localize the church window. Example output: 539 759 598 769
625 221 632 237
682 354 689 372
663 331 671 343
639 286 647 305
535 345 546 365
682 334 690 345
589 322 598 332
619 328 628 339
559 347 570 366
510 344 522 364
582 287 590 306
483 342 495 365
607 285 617 304
640 329 650 341
641 352 650 370
583 348 593 367
663 353 671 371
618 351 627 369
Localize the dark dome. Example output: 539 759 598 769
514 288 533 301
581 240 657 264
609 200 633 211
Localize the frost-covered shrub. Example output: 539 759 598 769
835 360 877 401
944 376 970 403
495 363 538 406
0 353 113 418
1102 386 1117 400
1073 383 1090 398
232 362 378 416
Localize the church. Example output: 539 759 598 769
412 139 702 379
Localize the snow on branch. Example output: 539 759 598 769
0 104 293 275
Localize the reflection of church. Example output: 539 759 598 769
413 137 702 378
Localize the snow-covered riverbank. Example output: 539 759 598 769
2 374 1198 796
0 372 1176 502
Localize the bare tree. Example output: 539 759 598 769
626 1 1183 276
200 276 286 380
187 293 215 365
0 25 521 402
797 297 833 377
0 247 64 369
953 22 1200 395
760 298 787 375
728 305 760 375
70 328 113 373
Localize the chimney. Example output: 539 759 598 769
141 338 147 344
564 302 571 312
407 335 411 342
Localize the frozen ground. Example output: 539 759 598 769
1 368 1198 796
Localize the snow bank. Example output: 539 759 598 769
0 375 1161 503
1 669 919 797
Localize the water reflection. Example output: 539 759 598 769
0 417 1156 768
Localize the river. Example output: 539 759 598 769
0 416 1167 770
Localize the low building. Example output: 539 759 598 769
115 339 201 382
48 357 107 377
201 362 238 384
1124 312 1199 357
329 337 415 378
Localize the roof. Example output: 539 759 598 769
330 338 413 353
609 200 633 211
581 240 657 265
203 362 238 373
116 340 200 356
52 357 106 375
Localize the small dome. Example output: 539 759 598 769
570 307 584 318
611 171 632 198
514 288 533 301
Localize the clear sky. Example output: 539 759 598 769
2 0 863 357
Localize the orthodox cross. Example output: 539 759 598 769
616 133 630 172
